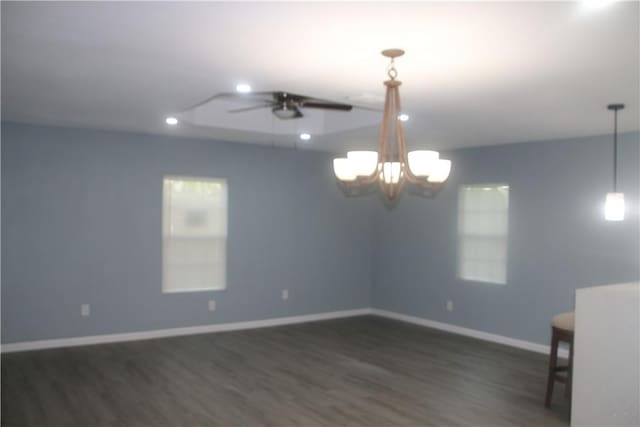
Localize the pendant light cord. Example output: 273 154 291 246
608 103 624 192
613 108 618 192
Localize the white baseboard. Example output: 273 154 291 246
372 308 568 358
2 307 564 359
0 308 373 353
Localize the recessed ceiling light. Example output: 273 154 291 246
165 117 178 126
299 133 311 141
236 83 252 93
398 114 410 122
581 0 617 11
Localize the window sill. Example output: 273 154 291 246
162 287 227 294
458 277 506 286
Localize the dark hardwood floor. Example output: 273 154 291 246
1 316 570 426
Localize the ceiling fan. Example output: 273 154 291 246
182 91 354 120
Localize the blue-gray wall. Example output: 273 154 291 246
2 122 639 346
1 123 373 343
372 132 640 345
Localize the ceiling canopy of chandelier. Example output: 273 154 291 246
333 49 451 201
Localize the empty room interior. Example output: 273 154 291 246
1 2 639 426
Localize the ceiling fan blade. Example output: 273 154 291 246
180 92 279 112
351 105 383 112
180 93 230 112
223 91 280 101
228 103 275 113
301 101 353 111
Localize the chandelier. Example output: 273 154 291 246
333 49 451 200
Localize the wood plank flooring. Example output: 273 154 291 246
1 316 570 426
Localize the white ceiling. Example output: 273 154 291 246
2 1 639 152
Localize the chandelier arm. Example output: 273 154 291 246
380 174 402 199
394 85 444 191
354 84 390 186
401 130 426 185
406 182 445 198
379 179 389 198
379 84 392 198
394 83 408 172
358 170 382 185
378 84 406 200
393 84 408 196
378 83 392 198
338 180 360 191
379 83 392 163
394 89 446 189
342 81 396 189
394 83 427 187
336 180 378 196
403 162 446 189
405 166 439 187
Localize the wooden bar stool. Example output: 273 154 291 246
545 311 575 407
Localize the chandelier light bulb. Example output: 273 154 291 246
382 162 402 184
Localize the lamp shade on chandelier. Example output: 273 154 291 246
333 49 451 200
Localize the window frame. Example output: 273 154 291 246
457 183 509 285
162 175 228 294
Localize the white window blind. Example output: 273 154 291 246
162 177 227 293
458 184 509 284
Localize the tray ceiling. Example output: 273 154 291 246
1 2 638 152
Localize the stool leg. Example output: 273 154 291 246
565 338 573 399
545 329 559 407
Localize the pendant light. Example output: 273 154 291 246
604 103 625 221
333 49 451 201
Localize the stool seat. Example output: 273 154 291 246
551 312 575 331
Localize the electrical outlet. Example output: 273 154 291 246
208 300 216 312
446 300 454 312
281 289 289 301
81 304 90 317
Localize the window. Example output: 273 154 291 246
162 176 227 293
458 184 509 284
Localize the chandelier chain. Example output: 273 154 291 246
387 58 398 80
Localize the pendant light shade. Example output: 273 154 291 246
604 103 625 221
605 192 625 221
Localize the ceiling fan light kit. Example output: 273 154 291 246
333 49 451 201
272 103 303 120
